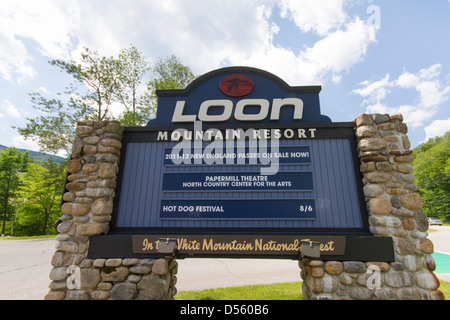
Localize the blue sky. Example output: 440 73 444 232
1 0 449 156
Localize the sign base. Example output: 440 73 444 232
87 234 395 261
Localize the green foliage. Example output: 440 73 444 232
176 282 303 300
151 55 197 90
11 45 197 236
16 159 67 235
145 55 197 112
51 47 120 121
0 148 29 235
17 93 90 156
0 144 64 163
17 45 196 155
412 131 450 222
115 45 152 126
0 147 66 236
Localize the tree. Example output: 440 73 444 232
144 55 197 115
18 159 67 235
17 93 91 156
0 148 29 236
412 131 450 222
17 46 196 155
18 47 122 156
115 45 152 126
51 47 121 121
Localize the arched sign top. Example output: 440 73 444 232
148 66 331 126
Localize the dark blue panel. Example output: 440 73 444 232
148 67 331 126
164 146 311 165
114 138 364 230
160 199 316 220
162 172 313 191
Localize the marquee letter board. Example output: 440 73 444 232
97 67 381 259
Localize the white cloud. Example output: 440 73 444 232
0 100 21 119
279 0 347 36
10 135 41 152
352 64 450 128
423 117 450 142
0 31 37 83
39 86 50 95
224 17 377 85
298 18 376 82
0 1 378 87
353 74 392 105
0 0 78 83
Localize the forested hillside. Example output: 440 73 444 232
412 131 450 223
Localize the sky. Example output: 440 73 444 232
0 0 449 156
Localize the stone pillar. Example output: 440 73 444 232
45 121 177 300
299 113 445 300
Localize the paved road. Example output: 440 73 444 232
176 225 450 290
425 225 450 282
176 258 300 291
0 226 449 299
427 226 450 254
0 238 55 300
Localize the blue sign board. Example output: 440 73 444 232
163 145 311 165
160 199 316 220
111 67 369 237
148 67 331 126
162 172 314 192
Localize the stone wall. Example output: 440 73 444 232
45 120 177 300
299 113 445 300
46 115 445 300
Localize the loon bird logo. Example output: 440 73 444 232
219 74 254 97
225 77 248 93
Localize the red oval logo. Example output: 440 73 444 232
219 74 254 97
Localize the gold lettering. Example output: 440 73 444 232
255 238 262 251
293 239 300 250
328 241 335 251
254 239 301 252
178 238 200 251
203 238 214 250
301 238 337 252
142 238 153 251
202 238 254 251
320 241 335 252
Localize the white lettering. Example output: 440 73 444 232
157 131 168 141
234 99 269 121
171 98 304 123
198 100 233 122
270 98 303 120
172 101 196 122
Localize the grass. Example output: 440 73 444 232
0 234 56 240
176 280 450 300
439 280 450 299
176 282 303 300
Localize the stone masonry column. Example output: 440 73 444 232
299 113 445 300
45 121 177 300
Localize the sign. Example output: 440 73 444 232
163 145 312 165
219 74 254 97
160 199 316 220
131 235 346 257
148 67 331 126
109 67 371 258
